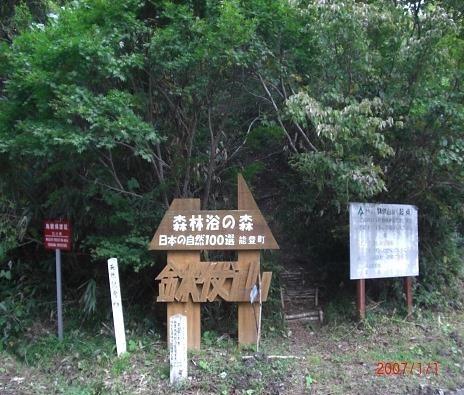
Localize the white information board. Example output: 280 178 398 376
107 258 127 356
349 203 419 279
169 314 188 384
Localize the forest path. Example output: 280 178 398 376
280 263 324 325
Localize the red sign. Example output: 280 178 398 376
44 220 72 251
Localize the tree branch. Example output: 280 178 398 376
257 72 298 153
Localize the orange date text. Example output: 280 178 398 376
375 362 439 376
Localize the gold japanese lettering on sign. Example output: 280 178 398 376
156 261 272 303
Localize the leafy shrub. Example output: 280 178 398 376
0 264 35 349
416 232 464 308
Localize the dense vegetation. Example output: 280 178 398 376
1 0 463 344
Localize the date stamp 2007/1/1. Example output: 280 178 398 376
376 362 439 376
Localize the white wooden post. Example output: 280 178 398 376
169 314 188 384
107 258 126 356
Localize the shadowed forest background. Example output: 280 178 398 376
1 0 463 345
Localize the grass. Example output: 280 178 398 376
1 307 463 395
300 308 464 394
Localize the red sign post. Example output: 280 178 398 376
44 220 71 340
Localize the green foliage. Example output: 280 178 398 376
11 2 34 34
0 0 463 322
21 330 115 366
323 290 355 324
0 198 19 261
79 278 97 317
287 94 394 205
112 353 131 375
305 373 313 389
245 124 284 150
241 161 265 184
0 262 36 349
0 0 163 271
416 232 464 308
0 0 51 41
201 330 218 347
269 0 464 301
261 252 285 331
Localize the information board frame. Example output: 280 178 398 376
349 203 418 280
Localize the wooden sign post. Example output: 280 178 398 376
149 175 278 349
356 278 366 321
404 276 413 317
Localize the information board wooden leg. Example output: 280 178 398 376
356 279 365 321
404 276 413 318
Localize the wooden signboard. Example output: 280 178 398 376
149 175 279 349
